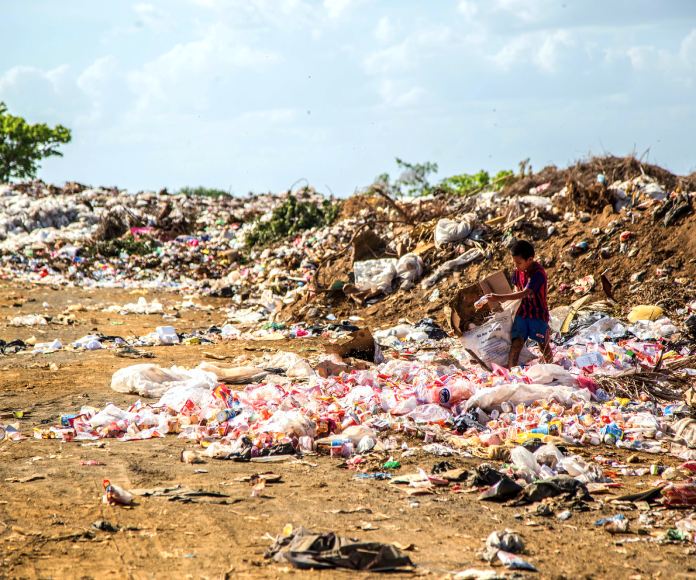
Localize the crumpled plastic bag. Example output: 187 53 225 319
465 382 590 411
434 215 475 247
110 363 218 398
395 253 423 289
9 314 48 326
627 317 678 340
259 409 316 438
460 300 533 367
267 351 314 378
524 364 576 386
353 258 397 293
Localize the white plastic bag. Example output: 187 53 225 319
72 334 103 350
434 215 474 247
267 351 314 378
353 258 397 293
156 326 179 345
396 253 424 289
465 382 590 411
460 300 533 367
259 409 316 438
111 364 218 398
525 364 576 386
406 403 452 423
510 446 540 475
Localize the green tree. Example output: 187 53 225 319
0 102 72 182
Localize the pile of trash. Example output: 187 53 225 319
0 156 694 333
20 297 695 476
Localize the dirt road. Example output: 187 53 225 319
1 283 694 579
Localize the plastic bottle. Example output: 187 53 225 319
438 384 469 406
216 408 238 423
510 446 540 474
600 422 624 445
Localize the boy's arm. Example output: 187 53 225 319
486 270 543 303
486 288 529 303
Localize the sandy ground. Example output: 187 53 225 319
1 282 695 580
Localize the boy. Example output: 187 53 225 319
481 240 552 368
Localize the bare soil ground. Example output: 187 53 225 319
1 283 695 579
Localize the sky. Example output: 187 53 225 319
1 0 696 195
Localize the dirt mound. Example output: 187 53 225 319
502 155 690 200
288 155 696 330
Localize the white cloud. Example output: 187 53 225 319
534 30 573 72
127 23 281 114
374 16 393 43
76 56 120 123
679 28 696 68
188 0 315 28
493 0 549 23
457 0 478 21
378 79 425 107
0 65 76 119
363 25 451 75
492 29 573 72
324 0 351 19
363 42 410 75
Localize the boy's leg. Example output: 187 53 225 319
508 338 524 368
541 336 553 363
531 320 553 363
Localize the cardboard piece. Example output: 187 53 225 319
446 270 513 336
325 329 384 364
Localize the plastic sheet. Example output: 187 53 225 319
110 364 218 398
353 258 397 293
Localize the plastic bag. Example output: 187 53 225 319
510 446 540 475
267 351 314 378
465 382 590 411
395 253 424 289
72 334 103 350
88 403 134 428
353 258 397 293
111 364 218 398
434 215 474 247
525 364 576 386
421 248 483 289
406 403 452 423
533 443 565 469
156 326 179 345
460 300 533 367
259 409 316 438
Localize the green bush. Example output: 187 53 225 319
438 169 516 196
178 186 231 198
84 235 161 258
244 194 340 248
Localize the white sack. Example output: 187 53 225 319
465 382 590 412
396 253 424 289
353 258 397 293
111 363 218 398
434 215 475 247
460 300 533 367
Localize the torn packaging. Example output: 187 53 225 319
266 528 414 571
447 270 512 336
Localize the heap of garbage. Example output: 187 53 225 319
2 156 696 571
0 156 694 332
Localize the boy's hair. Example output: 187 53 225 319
510 239 535 260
